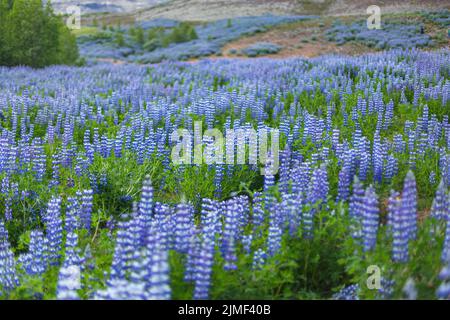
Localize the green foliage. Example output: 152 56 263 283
134 26 145 45
0 0 79 68
143 38 163 52
115 33 125 47
170 22 197 43
140 24 198 52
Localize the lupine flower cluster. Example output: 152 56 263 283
0 46 448 300
326 21 432 49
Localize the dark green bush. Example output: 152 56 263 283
0 0 79 68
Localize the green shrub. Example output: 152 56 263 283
143 38 163 52
0 0 79 68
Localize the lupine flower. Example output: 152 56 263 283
44 197 63 266
138 175 154 244
362 185 379 252
200 198 220 239
20 230 47 276
184 233 201 282
375 278 395 299
337 162 351 201
252 248 266 270
333 284 360 300
174 202 194 254
147 245 171 300
221 198 240 270
193 236 215 300
304 165 328 239
402 278 417 300
349 177 364 232
0 221 18 292
437 253 450 299
267 221 282 257
431 179 447 221
400 171 418 241
252 192 265 232
242 234 253 254
442 219 450 262
389 189 410 262
65 196 80 233
57 232 81 300
81 189 94 231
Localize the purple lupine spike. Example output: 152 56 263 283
362 185 379 252
349 176 364 241
389 190 410 262
174 202 194 254
57 232 82 300
153 202 174 250
373 132 383 184
81 189 94 231
193 234 215 300
242 234 253 254
21 230 47 276
278 146 291 194
333 284 360 300
65 196 80 233
127 251 149 300
442 219 450 263
337 162 351 201
200 198 220 240
263 159 276 213
221 198 240 270
214 164 224 199
437 253 450 299
109 220 132 282
184 232 201 283
303 165 328 239
0 221 19 292
252 248 267 270
45 197 63 266
138 175 154 243
49 152 60 189
4 196 12 221
267 221 282 257
400 171 418 241
431 179 447 221
147 244 171 300
252 192 265 232
282 193 301 237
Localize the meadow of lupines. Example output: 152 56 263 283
240 42 283 57
78 15 315 63
0 47 449 300
325 20 433 49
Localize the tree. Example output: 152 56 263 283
135 26 145 45
55 17 79 65
0 0 79 67
6 0 58 67
0 0 9 64
115 33 125 47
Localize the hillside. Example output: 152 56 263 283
128 0 450 21
51 0 167 14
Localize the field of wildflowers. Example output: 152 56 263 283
240 42 283 57
0 46 449 300
78 15 316 63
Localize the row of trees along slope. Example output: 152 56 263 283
0 0 80 68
